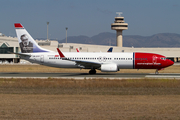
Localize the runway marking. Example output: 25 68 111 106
146 75 180 79
149 73 180 75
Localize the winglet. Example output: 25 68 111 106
14 23 24 28
76 48 80 52
57 48 65 58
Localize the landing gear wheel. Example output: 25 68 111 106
89 69 96 74
155 69 159 74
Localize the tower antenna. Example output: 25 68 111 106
116 12 123 17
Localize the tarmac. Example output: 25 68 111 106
1 72 180 79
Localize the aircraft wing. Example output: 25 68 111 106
72 60 101 69
57 48 101 69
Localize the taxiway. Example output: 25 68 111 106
0 72 180 79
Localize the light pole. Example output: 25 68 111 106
66 27 68 44
47 22 49 41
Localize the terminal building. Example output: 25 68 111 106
0 13 180 63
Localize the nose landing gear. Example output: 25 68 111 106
155 69 159 74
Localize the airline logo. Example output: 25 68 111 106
14 23 50 53
19 34 33 53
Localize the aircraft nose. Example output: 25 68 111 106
168 59 174 66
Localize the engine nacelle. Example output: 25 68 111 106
101 64 118 72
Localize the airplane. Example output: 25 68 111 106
14 23 174 74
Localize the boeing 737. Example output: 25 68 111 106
14 23 174 74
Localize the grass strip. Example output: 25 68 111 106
0 78 180 95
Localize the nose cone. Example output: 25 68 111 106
168 59 174 66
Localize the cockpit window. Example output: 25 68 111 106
161 57 166 60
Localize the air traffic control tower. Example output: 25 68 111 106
111 12 128 47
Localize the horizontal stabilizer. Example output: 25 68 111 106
8 51 31 57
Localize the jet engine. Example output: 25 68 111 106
101 63 118 72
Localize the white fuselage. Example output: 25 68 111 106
21 52 134 69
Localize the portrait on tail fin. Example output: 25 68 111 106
19 34 33 53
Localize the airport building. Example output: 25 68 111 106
111 12 128 47
0 35 19 63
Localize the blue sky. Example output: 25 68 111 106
0 0 180 40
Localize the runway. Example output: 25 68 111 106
1 72 180 79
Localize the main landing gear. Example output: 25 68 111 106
155 69 159 74
89 69 96 74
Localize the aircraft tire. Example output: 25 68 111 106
89 69 96 74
